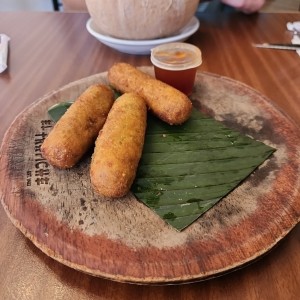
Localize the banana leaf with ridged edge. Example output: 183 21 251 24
132 109 275 231
48 101 74 122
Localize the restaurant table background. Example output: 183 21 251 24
1 11 300 300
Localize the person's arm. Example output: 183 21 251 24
220 0 265 13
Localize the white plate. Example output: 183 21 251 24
86 17 200 55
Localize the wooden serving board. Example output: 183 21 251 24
1 68 300 284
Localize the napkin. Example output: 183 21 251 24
292 35 300 57
0 34 10 73
287 21 300 57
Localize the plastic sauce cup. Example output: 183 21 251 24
150 42 202 96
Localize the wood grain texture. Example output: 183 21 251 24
0 10 300 299
262 0 300 12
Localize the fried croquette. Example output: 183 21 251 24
90 92 147 198
108 62 192 125
41 84 114 169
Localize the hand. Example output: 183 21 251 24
220 0 265 13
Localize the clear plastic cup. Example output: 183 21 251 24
150 42 202 96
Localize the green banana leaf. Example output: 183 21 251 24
48 102 275 231
48 101 74 122
132 109 275 231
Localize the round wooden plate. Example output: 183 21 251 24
1 68 300 284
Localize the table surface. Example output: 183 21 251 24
0 10 300 300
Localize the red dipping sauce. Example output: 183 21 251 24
151 43 202 96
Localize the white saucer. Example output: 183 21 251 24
86 17 200 55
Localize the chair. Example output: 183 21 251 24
52 0 62 11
